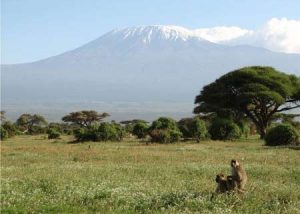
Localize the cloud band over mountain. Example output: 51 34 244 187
192 18 300 54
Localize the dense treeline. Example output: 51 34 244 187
1 109 299 146
1 66 299 146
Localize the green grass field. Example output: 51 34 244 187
1 135 300 213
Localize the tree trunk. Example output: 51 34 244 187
258 123 268 139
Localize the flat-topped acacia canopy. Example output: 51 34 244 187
194 66 300 138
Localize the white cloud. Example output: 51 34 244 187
194 26 253 43
260 18 300 54
194 18 300 54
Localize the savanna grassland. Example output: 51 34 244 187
1 135 300 213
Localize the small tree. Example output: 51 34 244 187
120 120 149 135
97 122 119 141
16 114 47 134
73 122 124 142
190 118 207 142
62 110 109 127
209 118 241 141
132 121 149 139
1 121 19 138
178 117 207 142
149 117 182 143
47 128 61 139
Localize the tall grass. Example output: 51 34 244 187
1 135 300 213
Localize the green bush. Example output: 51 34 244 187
265 124 299 146
73 128 88 142
29 126 47 135
1 121 19 137
178 117 207 142
73 123 124 142
0 126 9 140
111 123 126 141
47 128 61 139
149 129 181 144
209 118 241 140
48 122 75 135
98 122 121 141
132 122 149 139
237 121 250 138
149 117 182 143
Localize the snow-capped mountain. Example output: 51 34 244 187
2 25 300 119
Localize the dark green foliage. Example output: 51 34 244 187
209 118 241 141
47 128 61 139
0 126 8 140
73 128 89 142
194 66 300 139
237 121 250 138
98 122 122 141
265 124 299 146
191 118 208 142
62 110 109 127
150 117 178 130
16 114 48 134
120 120 149 136
149 117 182 143
48 122 75 135
29 126 47 134
1 121 19 138
73 122 124 142
178 117 207 142
111 122 126 141
149 129 182 143
132 122 149 139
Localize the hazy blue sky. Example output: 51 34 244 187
2 0 300 64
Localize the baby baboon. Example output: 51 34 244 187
231 159 247 192
215 173 236 193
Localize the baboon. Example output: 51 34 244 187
231 159 247 192
215 173 236 193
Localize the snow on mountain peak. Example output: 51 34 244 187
109 25 206 43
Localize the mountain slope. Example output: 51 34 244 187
2 25 300 109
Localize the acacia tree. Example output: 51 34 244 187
194 66 300 139
16 114 48 133
62 110 109 127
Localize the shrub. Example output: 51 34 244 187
178 117 207 142
150 117 178 130
209 118 241 140
73 123 124 142
29 126 47 135
111 123 126 141
73 128 88 142
149 117 182 143
237 121 250 138
47 128 61 139
48 122 75 135
0 126 9 140
191 118 207 142
1 121 19 137
132 122 149 139
98 122 121 141
265 124 299 146
149 129 181 144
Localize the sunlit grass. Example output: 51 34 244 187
1 135 300 213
